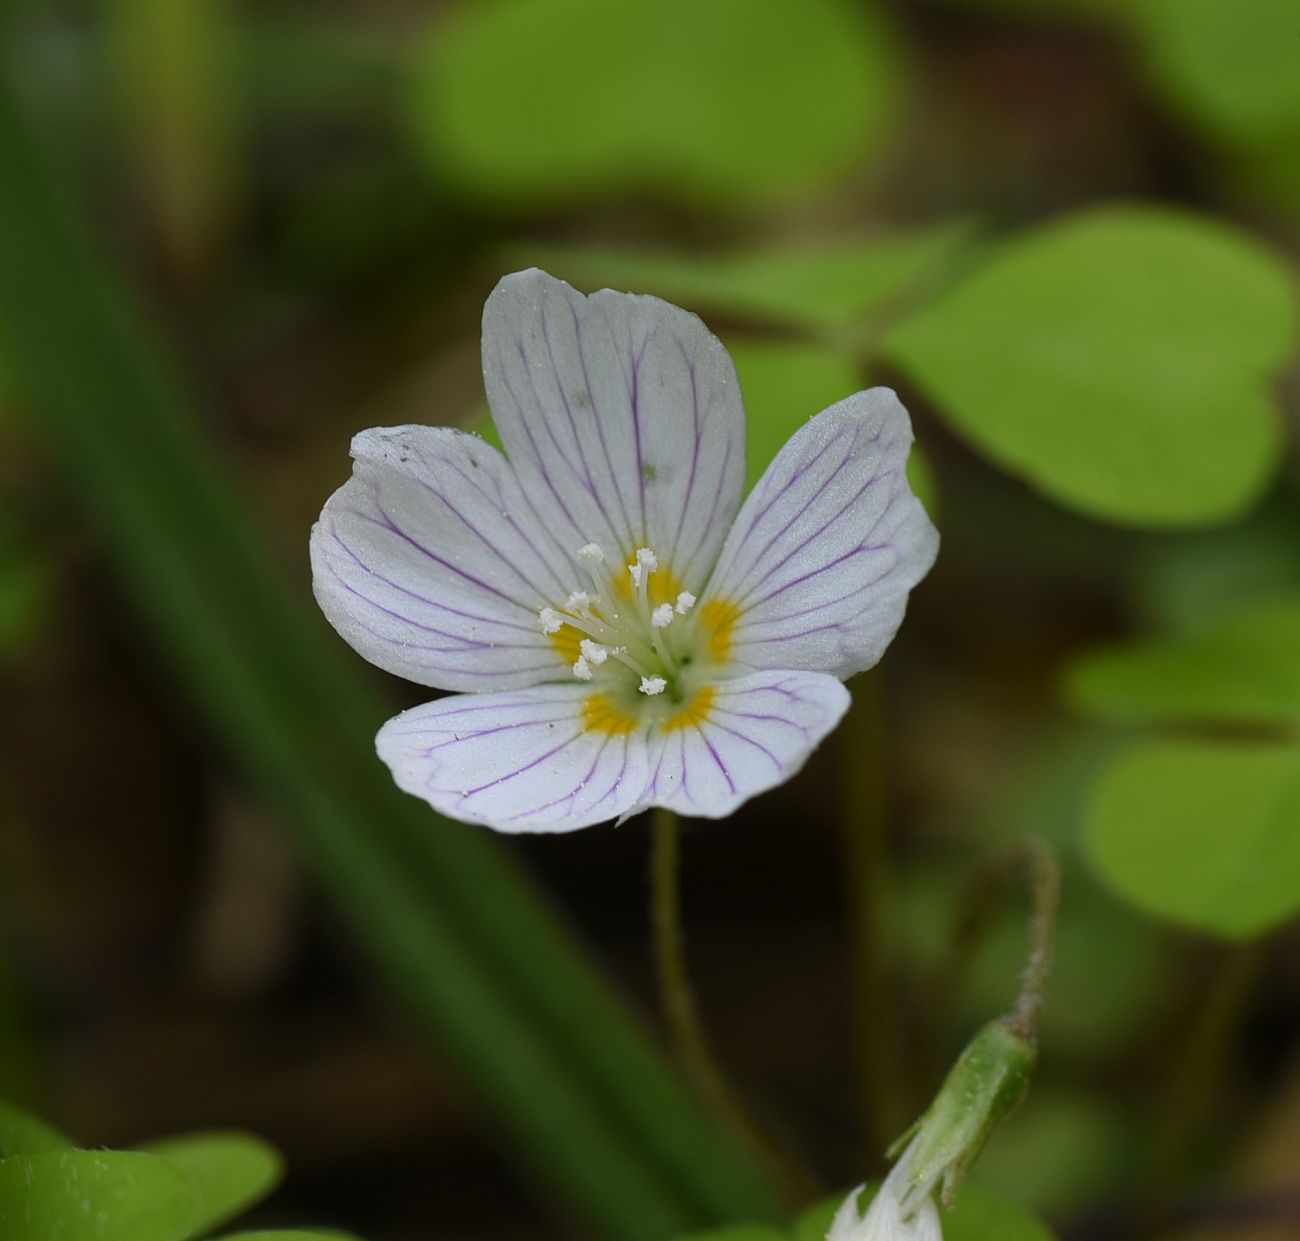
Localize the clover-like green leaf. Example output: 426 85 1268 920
516 223 976 332
0 1098 73 1156
141 1132 283 1238
0 1150 200 1241
412 0 900 208
1066 595 1300 726
726 340 863 490
884 206 1297 527
1131 0 1300 150
1087 739 1300 938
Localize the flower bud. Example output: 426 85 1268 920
888 1019 1036 1212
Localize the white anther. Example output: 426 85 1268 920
628 562 643 589
572 656 593 681
635 547 658 572
639 675 668 696
651 603 675 628
539 607 564 635
579 639 608 665
565 590 591 612
577 542 605 564
675 591 696 615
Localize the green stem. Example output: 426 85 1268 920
1005 839 1060 1045
650 808 820 1205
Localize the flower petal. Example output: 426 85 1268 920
483 268 746 590
376 685 652 833
311 425 577 691
705 387 938 680
640 671 850 819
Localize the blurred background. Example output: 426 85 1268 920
1 1 1299 1239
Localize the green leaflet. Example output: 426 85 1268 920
884 206 1297 528
0 1151 200 1241
1086 739 1300 939
1066 594 1300 726
0 1098 73 1157
140 1133 283 1238
410 0 900 209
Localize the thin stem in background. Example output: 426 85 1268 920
1139 941 1265 1232
649 807 821 1206
839 671 912 1156
924 839 1059 1082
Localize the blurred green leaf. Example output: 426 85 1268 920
0 1150 200 1241
0 78 781 1241
1131 500 1300 632
884 206 1296 527
1131 0 1300 150
140 1133 282 1238
792 1184 1056 1241
217 1233 363 1241
517 223 976 332
972 1087 1136 1217
1066 595 1300 726
1087 739 1300 938
792 1195 841 1241
944 1184 1057 1241
0 510 49 653
673 1229 788 1241
413 0 900 208
0 1099 72 1156
727 340 863 490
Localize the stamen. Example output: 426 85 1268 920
565 590 591 612
675 591 696 614
635 548 658 572
640 675 667 696
628 561 643 589
651 603 674 629
577 543 605 565
572 656 593 681
539 607 564 635
579 639 608 665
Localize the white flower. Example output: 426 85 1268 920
827 1141 943 1241
310 269 938 832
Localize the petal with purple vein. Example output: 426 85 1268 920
376 685 652 832
310 425 576 691
705 388 938 681
638 671 850 819
483 269 746 591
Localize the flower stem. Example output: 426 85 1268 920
1004 838 1059 1045
649 807 820 1205
923 840 1058 1083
